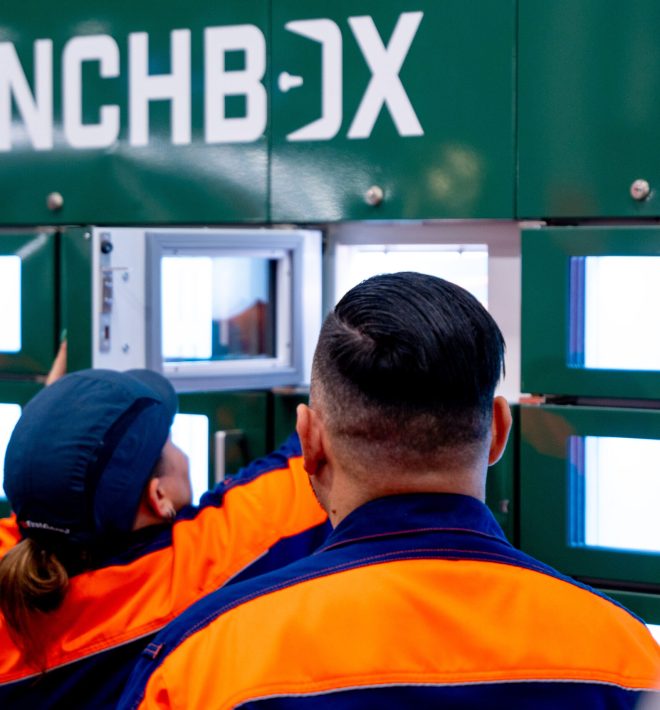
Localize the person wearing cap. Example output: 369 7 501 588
0 368 328 708
120 273 659 710
0 340 67 558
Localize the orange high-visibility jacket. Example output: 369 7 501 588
121 493 660 710
0 515 20 556
0 434 328 709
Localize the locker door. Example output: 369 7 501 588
519 0 660 219
0 232 57 375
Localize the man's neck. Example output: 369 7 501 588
326 469 486 528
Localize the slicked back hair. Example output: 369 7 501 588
311 272 505 468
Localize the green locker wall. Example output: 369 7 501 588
0 1 270 225
271 0 516 221
519 0 660 219
0 0 515 225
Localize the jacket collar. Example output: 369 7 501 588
321 493 508 552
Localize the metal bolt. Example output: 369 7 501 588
365 185 384 206
47 192 64 211
122 271 130 282
630 179 651 201
122 343 130 354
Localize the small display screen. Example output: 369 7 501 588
161 256 276 364
649 625 660 643
171 413 209 506
572 256 660 370
572 436 660 554
0 404 22 500
0 256 21 353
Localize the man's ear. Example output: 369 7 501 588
296 403 326 478
488 396 513 466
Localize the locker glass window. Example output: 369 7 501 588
571 436 660 554
162 256 276 364
171 413 209 506
0 256 21 353
146 228 319 391
0 404 21 500
334 245 488 306
571 257 660 371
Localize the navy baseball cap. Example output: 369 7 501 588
4 369 177 547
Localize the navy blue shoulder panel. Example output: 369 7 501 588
237 681 646 710
119 524 640 710
0 633 154 710
229 520 332 586
92 525 173 570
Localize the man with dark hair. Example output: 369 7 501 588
121 273 659 709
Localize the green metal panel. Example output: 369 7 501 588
60 228 93 371
0 1 268 225
486 404 519 545
0 380 43 516
520 404 660 589
602 590 660 627
178 390 268 489
271 0 515 221
269 387 308 451
0 232 56 374
522 226 660 399
519 0 660 219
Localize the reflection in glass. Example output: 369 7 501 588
0 404 21 499
334 245 488 307
162 256 275 364
583 256 660 370
171 413 209 506
582 436 660 553
0 257 21 353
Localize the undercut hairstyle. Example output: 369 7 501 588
312 272 505 469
